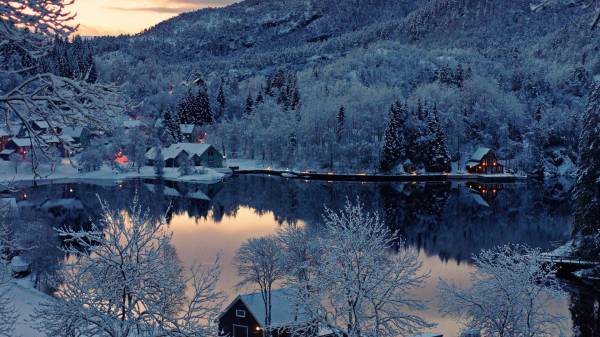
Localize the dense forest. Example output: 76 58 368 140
84 0 600 173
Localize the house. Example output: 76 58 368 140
146 143 224 168
180 124 207 143
1 138 31 160
17 120 52 137
61 126 90 146
0 128 9 151
465 147 504 174
218 288 311 337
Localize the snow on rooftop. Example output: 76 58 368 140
0 128 8 137
62 126 84 138
146 143 213 161
470 147 491 161
32 120 49 129
10 138 32 147
235 288 310 328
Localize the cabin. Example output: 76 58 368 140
146 143 224 168
218 289 312 337
61 126 90 146
465 147 504 174
0 128 9 151
0 138 31 160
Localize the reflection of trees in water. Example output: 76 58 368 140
569 284 600 337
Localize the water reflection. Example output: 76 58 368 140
7 176 599 337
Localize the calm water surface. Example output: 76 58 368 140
10 176 600 337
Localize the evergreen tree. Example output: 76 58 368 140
216 84 226 121
438 64 453 85
177 81 213 126
244 93 254 116
163 110 180 142
454 64 464 88
424 104 451 172
291 87 300 110
573 82 600 240
256 89 264 105
380 103 406 172
85 54 97 83
336 106 345 143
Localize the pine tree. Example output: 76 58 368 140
216 84 226 121
163 110 180 142
336 106 345 143
291 87 300 110
438 64 453 85
85 53 97 83
244 93 254 116
380 103 406 172
424 104 451 172
454 64 464 88
573 82 600 240
177 82 213 126
256 89 264 105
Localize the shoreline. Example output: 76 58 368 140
233 168 529 183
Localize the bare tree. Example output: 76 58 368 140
36 194 224 337
439 245 566 337
235 236 287 337
0 1 125 176
293 198 432 337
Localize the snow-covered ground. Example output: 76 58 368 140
1 271 50 337
0 161 230 186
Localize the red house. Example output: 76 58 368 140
466 147 504 174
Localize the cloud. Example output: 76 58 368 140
106 0 238 14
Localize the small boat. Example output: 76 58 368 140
10 255 31 276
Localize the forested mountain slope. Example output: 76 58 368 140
88 0 598 173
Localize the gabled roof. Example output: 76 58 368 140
470 147 491 162
62 126 84 138
9 138 32 147
32 120 49 129
220 288 309 328
146 143 214 161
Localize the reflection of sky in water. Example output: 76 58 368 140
15 178 586 337
167 205 572 337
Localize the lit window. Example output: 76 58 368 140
236 310 246 318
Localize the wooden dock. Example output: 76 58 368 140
232 169 527 183
541 255 600 274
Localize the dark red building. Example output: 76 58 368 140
466 147 504 174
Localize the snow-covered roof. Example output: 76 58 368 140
10 138 32 147
40 135 60 144
59 134 75 143
0 149 14 155
62 126 84 138
465 160 481 168
146 143 214 161
221 288 309 328
0 128 8 137
32 120 49 129
123 120 143 129
41 198 84 210
180 124 195 134
470 147 491 162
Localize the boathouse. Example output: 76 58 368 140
146 143 224 168
466 147 503 174
218 288 313 337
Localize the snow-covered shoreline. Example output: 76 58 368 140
0 161 231 187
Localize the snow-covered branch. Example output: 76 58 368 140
290 198 432 337
36 193 224 337
439 244 566 337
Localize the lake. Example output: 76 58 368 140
8 175 600 337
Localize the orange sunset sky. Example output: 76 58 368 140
72 0 239 36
